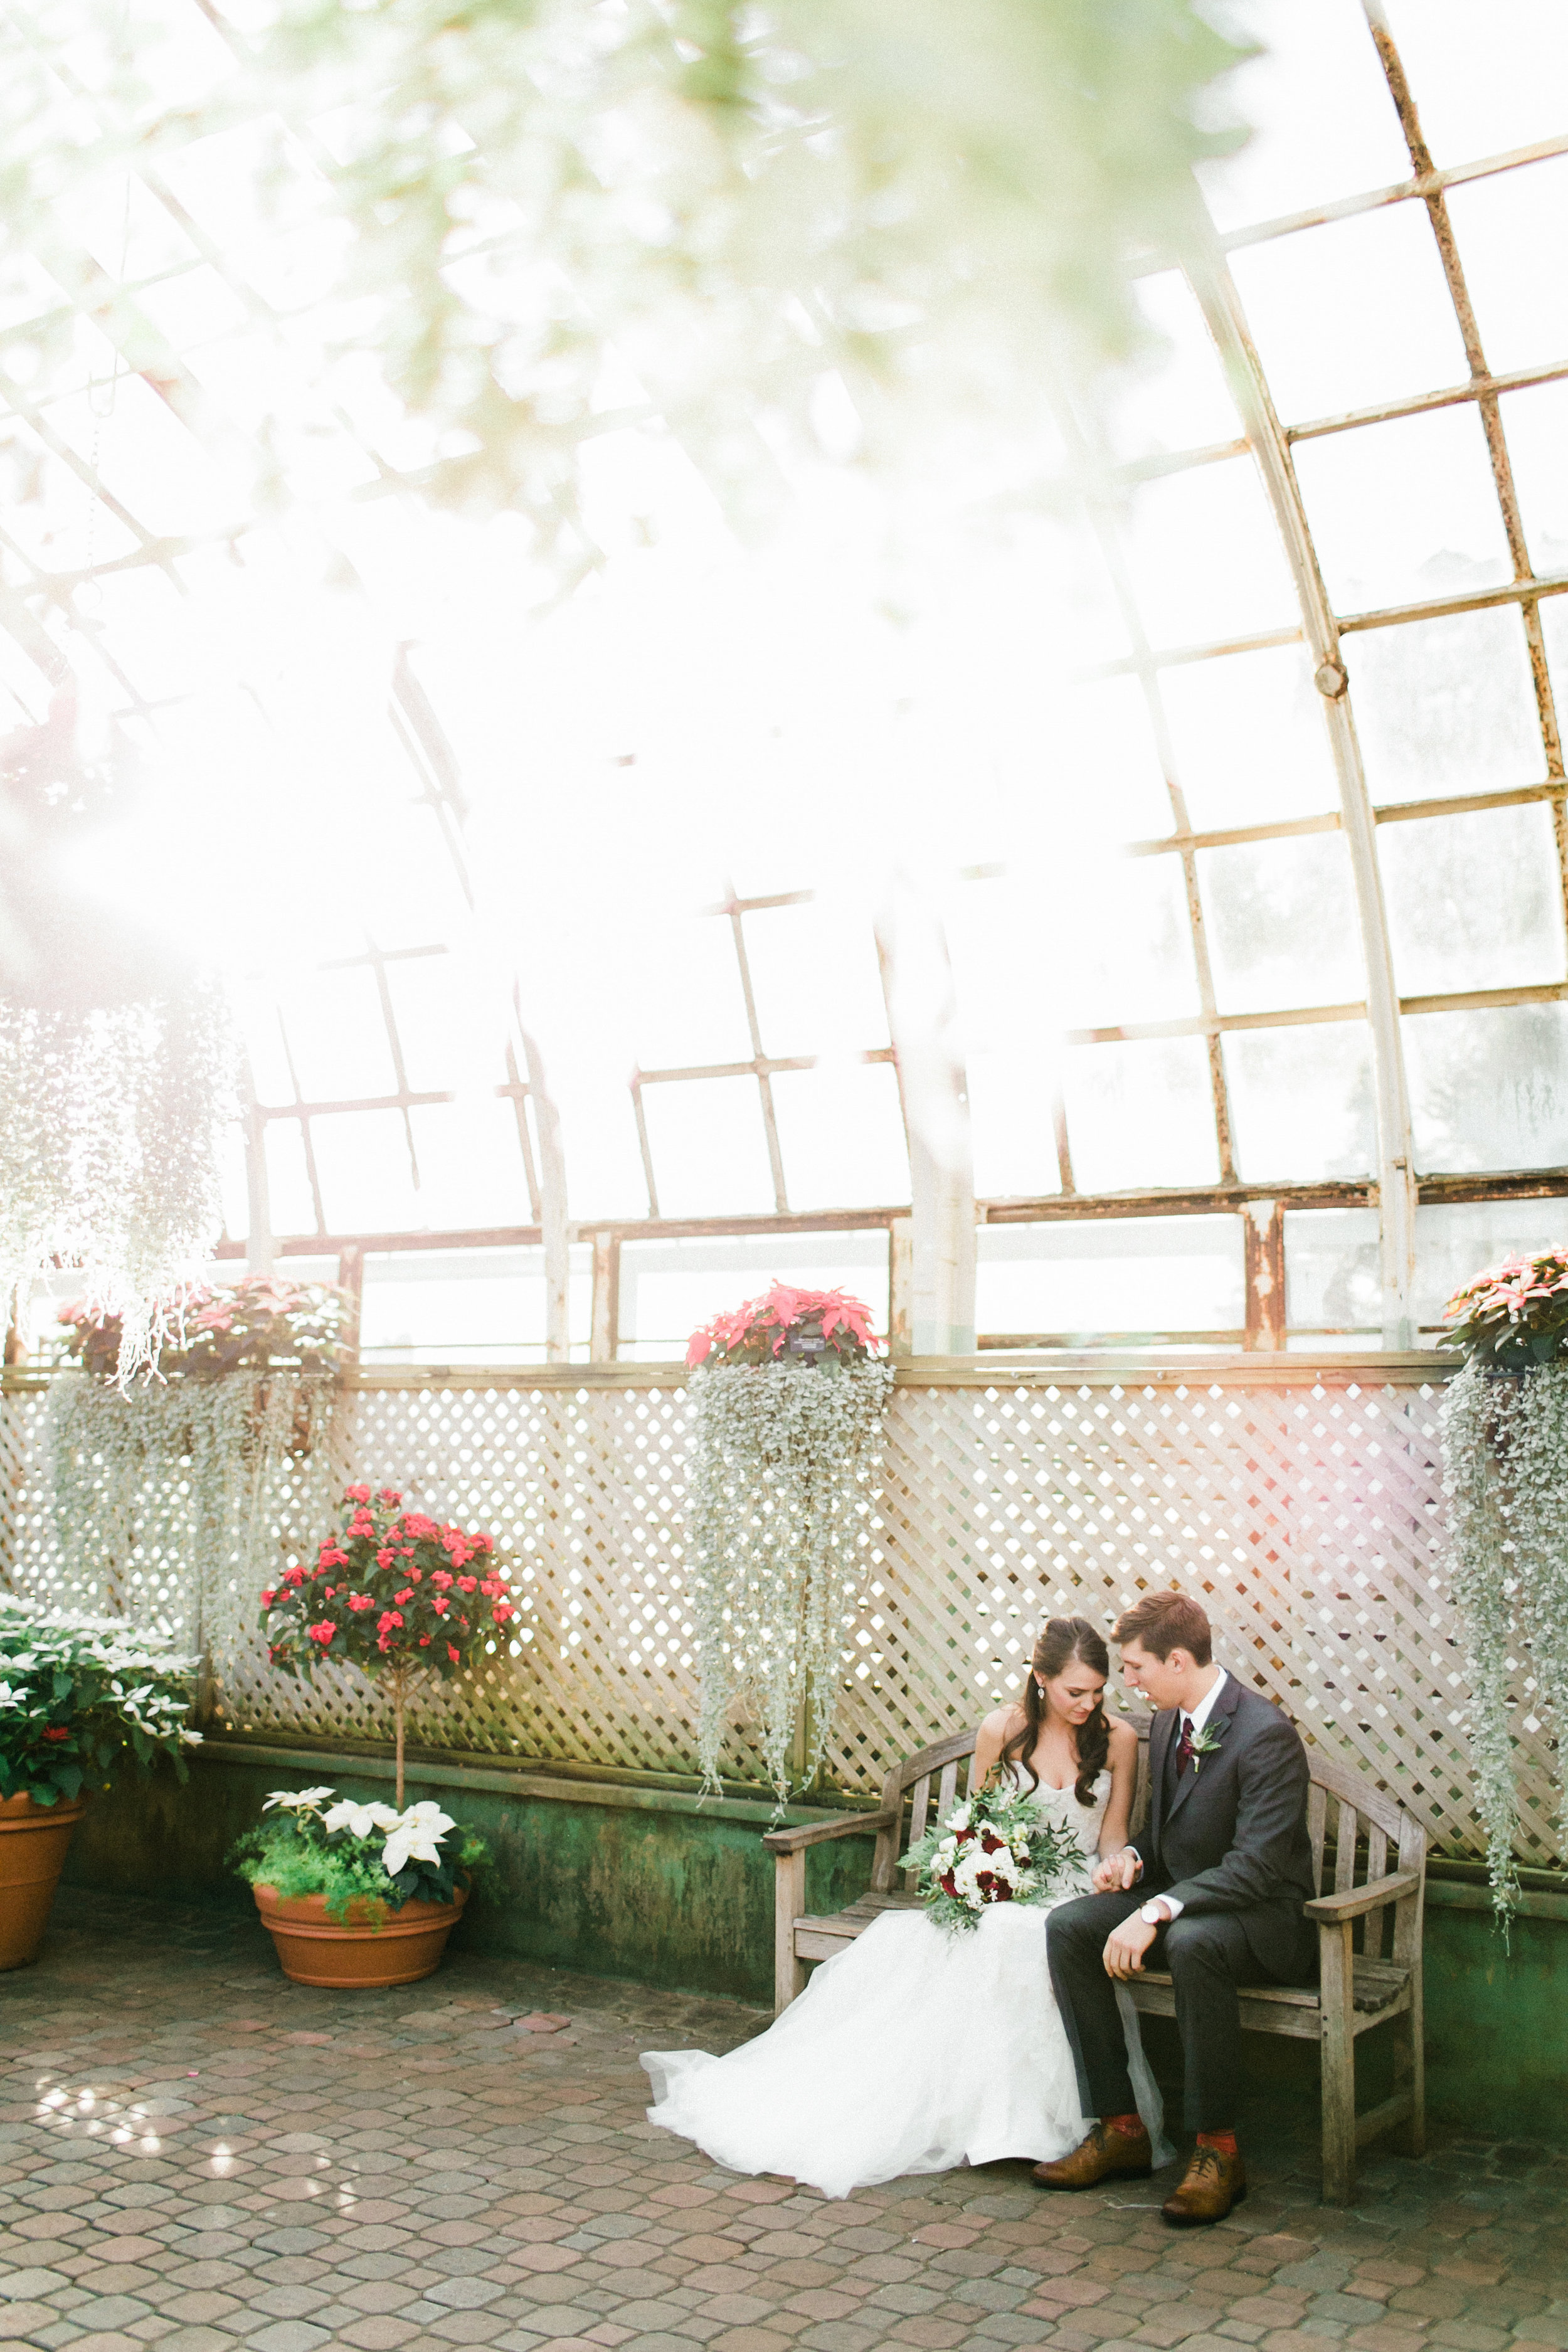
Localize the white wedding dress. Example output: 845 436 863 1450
642 1767 1171 2200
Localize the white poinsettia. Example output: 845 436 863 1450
381 1801 457 1878
262 1785 336 1816
324 1798 402 1838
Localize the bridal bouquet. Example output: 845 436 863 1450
903 1780 1087 1932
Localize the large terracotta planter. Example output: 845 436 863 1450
0 1793 87 1969
253 1883 466 1988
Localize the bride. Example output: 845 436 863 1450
642 1617 1170 2199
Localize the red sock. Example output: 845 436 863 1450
1196 2128 1237 2156
1104 2112 1146 2138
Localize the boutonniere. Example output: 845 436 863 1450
1189 1720 1227 1774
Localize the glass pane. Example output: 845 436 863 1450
217 1118 249 1243
975 1217 1244 1343
1294 406 1513 612
1403 1002 1568 1169
1446 156 1568 377
1056 856 1202 1030
741 901 889 1060
1540 598 1568 718
1283 1208 1382 1335
275 965 398 1104
1379 0 1568 166
1160 644 1339 830
1045 677 1173 844
1412 1200 1568 1335
359 1244 593 1365
1228 205 1469 425
1349 605 1545 803
1498 380 1568 576
769 1062 908 1211
554 1076 649 1226
356 805 476 956
1226 1025 1378 1182
1121 457 1300 647
1059 1037 1220 1190
262 1121 317 1236
1103 270 1242 461
384 953 509 1096
309 1108 421 1231
639 1074 776 1215
618 1232 891 1362
406 1100 534 1230
1194 0 1409 233
968 1048 1062 1200
1199 834 1365 1013
1378 802 1565 995
630 916 754 1070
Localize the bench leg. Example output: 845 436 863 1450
773 1849 807 2015
1319 1921 1357 2205
1391 1973 1426 2159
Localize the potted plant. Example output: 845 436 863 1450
684 1283 893 1806
0 1599 200 1968
261 1484 516 1806
231 1785 487 1988
47 1275 353 1634
1439 1249 1568 1924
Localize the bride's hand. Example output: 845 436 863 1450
1093 1847 1140 1894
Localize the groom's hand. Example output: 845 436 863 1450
1103 1913 1160 1979
1093 1847 1142 1894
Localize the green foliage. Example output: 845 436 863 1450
0 1600 199 1807
55 1276 352 1382
0 0 1249 554
1441 1361 1568 1928
1441 1249 1568 1370
230 1794 488 1923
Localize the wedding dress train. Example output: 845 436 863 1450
642 1767 1171 2199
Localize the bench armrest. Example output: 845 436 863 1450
1305 1868 1422 1923
763 1806 898 1856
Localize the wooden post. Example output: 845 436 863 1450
589 1232 620 1363
1242 1200 1286 1351
888 1218 913 1357
773 1848 807 2013
1318 1918 1357 2203
336 1242 365 1370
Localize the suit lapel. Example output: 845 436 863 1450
1148 1708 1175 1851
1163 1672 1241 1832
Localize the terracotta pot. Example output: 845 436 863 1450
252 1883 466 1989
0 1793 87 1970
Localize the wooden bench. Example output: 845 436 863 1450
763 1720 1426 2203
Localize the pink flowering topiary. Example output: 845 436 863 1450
686 1281 882 1371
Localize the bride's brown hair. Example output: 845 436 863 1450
999 1616 1111 1806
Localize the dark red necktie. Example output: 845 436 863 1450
1175 1718 1195 1776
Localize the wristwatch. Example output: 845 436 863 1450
1140 1899 1171 1926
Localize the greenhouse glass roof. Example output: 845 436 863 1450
4 0 1568 1362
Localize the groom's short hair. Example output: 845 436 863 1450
1113 1591 1212 1664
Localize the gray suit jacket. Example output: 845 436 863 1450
1131 1674 1316 1979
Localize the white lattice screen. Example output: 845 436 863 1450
1 1360 1554 1865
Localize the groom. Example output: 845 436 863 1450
1040 1591 1316 2225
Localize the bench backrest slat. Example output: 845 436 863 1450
1308 1781 1328 1895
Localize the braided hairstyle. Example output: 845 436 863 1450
998 1616 1111 1808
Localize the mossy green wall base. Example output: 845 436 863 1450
63 1741 1568 2142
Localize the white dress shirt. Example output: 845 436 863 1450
1140 1668 1228 1925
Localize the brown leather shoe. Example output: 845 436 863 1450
1162 2143 1247 2225
1032 2119 1153 2190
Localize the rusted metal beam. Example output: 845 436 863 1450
1242 1200 1288 1352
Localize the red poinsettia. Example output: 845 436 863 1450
686 1281 882 1370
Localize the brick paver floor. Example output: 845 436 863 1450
0 1890 1562 2352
